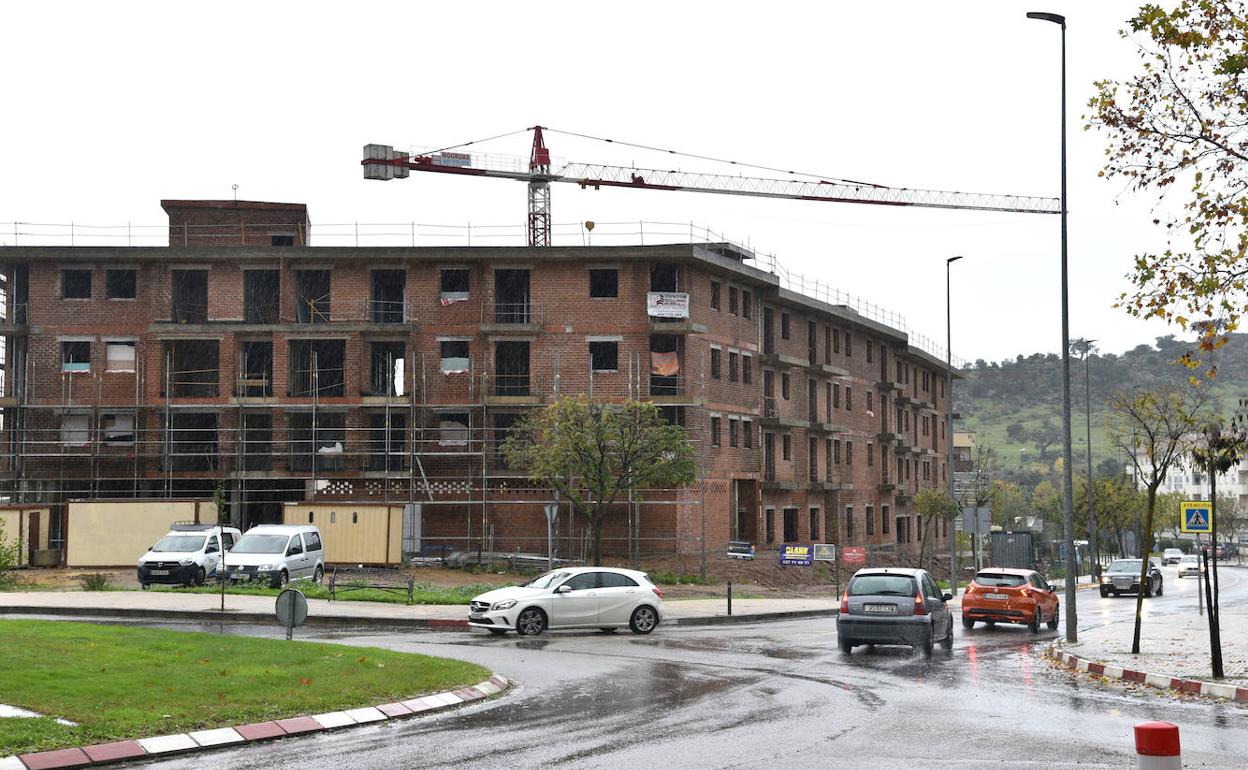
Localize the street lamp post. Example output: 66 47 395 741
1075 338 1099 578
946 255 963 595
1027 10 1077 643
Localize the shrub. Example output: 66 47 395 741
0 531 19 590
77 573 111 591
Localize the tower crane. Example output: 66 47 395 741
362 126 1061 247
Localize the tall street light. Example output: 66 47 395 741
1027 10 1077 643
946 255 963 595
1074 338 1099 578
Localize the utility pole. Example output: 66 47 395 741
1075 338 1099 578
1027 9 1077 643
946 256 962 594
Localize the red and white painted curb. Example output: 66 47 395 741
0 674 509 770
1048 645 1248 703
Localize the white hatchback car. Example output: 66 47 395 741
1177 554 1204 579
469 567 664 636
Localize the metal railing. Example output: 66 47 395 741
1 217 965 365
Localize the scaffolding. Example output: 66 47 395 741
0 297 712 563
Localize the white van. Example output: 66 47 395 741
137 523 242 588
214 524 324 588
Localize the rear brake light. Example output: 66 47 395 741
840 591 848 613
964 583 976 594
914 590 926 616
1021 588 1032 598
651 586 663 599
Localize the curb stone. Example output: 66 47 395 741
1046 643 1248 704
2 675 510 769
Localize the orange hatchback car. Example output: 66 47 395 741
961 568 1059 633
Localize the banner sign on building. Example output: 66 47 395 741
779 544 813 566
432 152 472 168
813 543 836 562
647 292 690 318
1180 500 1212 534
842 546 867 565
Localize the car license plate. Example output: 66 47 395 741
149 569 169 576
985 592 1007 600
1114 579 1132 587
232 572 247 579
469 612 485 620
864 604 896 613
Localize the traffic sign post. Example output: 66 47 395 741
1180 501 1212 535
544 503 558 571
275 588 309 641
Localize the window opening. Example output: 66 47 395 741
590 269 618 298
63 269 91 299
164 340 219 397
244 270 280 324
650 263 678 292
62 341 91 373
494 341 530 396
494 269 531 324
241 412 272 471
106 269 136 299
106 341 136 373
168 412 218 471
367 412 407 470
371 270 405 323
171 270 207 323
590 340 619 372
289 340 345 397
238 340 273 397
102 412 135 445
440 340 470 374
440 268 470 303
288 412 345 472
295 270 330 323
368 341 406 396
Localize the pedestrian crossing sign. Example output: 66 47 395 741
1181 501 1212 534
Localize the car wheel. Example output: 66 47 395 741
1047 605 1059 630
838 635 853 654
1156 579 1163 597
919 631 934 657
313 565 324 585
272 570 289 590
941 626 954 652
1100 587 1109 598
1030 608 1042 633
1144 579 1153 598
140 582 149 590
516 607 547 636
487 628 508 637
598 627 618 633
629 606 659 635
194 567 206 586
984 620 995 628
962 615 975 629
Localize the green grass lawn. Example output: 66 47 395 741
141 580 498 605
0 620 490 756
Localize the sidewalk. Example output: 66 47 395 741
0 590 839 628
1052 568 1248 700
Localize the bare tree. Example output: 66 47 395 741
1107 386 1209 654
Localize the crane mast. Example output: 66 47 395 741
363 127 1060 246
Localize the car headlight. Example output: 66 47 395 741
178 559 195 566
1101 575 1111 583
492 599 517 611
257 564 278 572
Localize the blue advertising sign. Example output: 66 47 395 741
779 543 813 566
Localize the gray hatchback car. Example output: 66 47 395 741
837 567 954 655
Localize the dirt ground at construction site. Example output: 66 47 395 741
7 557 856 600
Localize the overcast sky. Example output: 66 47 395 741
0 1 1183 363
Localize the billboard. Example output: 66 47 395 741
779 544 813 566
647 292 690 318
813 543 836 562
843 546 867 565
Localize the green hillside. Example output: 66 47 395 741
956 335 1247 484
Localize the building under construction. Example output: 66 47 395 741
0 200 956 565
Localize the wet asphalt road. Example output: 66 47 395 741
61 566 1248 769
